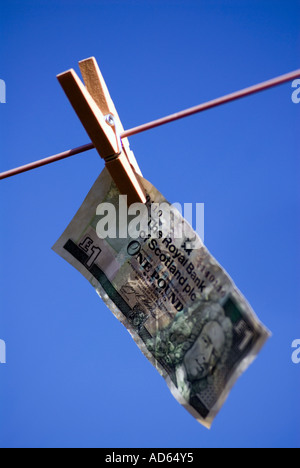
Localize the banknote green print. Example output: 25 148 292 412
53 168 270 428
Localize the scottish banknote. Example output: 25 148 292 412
53 168 270 428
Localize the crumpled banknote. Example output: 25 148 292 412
53 168 270 428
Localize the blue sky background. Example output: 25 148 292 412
0 0 299 448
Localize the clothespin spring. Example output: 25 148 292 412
104 114 123 162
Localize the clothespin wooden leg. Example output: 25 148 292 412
78 57 142 176
57 69 146 206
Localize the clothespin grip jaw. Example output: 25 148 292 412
103 113 146 205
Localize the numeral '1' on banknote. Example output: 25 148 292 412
53 169 270 428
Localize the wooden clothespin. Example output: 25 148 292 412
57 57 146 205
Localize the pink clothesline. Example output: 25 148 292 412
1 69 299 180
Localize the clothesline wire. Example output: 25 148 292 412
1 69 299 180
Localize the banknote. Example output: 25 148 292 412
53 168 270 428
